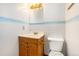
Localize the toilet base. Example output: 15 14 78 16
49 51 64 56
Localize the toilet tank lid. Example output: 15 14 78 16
48 37 64 41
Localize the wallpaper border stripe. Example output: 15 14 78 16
0 16 65 25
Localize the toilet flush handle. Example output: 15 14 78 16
49 49 51 52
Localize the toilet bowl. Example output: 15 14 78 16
48 37 64 56
49 51 64 56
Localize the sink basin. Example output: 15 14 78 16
19 32 44 39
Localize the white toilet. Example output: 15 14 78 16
48 37 64 56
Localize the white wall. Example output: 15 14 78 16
0 23 23 56
0 3 28 22
65 3 79 56
0 3 28 56
43 3 65 21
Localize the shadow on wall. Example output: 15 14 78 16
44 35 50 55
62 39 68 56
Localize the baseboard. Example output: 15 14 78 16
44 53 48 56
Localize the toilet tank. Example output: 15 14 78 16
48 37 64 51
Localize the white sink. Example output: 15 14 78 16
19 32 44 39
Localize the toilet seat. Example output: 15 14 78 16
49 51 64 56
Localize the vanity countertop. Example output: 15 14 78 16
19 32 44 39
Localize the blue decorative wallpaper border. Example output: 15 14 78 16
0 16 26 24
0 16 65 25
0 14 79 25
29 21 65 25
66 14 79 23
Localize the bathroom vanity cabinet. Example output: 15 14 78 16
19 33 44 56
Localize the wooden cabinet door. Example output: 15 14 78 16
38 43 44 56
19 43 28 56
19 37 28 56
38 39 44 56
28 42 38 56
19 36 44 56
